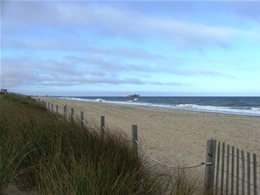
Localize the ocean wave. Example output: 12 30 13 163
175 104 260 116
63 97 260 117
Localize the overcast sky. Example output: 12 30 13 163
1 1 260 96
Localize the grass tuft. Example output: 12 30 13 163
0 94 208 195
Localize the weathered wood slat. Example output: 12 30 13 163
231 146 235 195
221 142 225 195
226 145 230 194
215 141 221 194
248 152 251 195
253 153 258 195
236 148 240 195
242 150 245 195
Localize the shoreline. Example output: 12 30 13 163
36 97 260 169
60 96 260 117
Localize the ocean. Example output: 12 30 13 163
65 96 260 117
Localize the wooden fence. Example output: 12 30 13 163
215 141 258 195
40 100 259 194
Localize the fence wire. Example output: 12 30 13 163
135 141 211 169
215 167 260 190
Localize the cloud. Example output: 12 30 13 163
0 56 180 88
149 81 185 86
2 1 258 50
1 53 233 89
2 36 161 62
1 1 258 95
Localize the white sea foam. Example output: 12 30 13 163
64 97 260 117
175 104 260 116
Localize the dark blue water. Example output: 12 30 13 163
65 96 260 116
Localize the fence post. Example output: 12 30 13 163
205 138 216 194
132 125 138 152
56 105 58 114
71 108 74 121
51 103 53 112
48 102 50 110
81 111 84 127
63 105 67 119
101 116 105 134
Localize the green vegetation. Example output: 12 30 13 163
0 94 207 195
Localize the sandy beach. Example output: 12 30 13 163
37 97 260 172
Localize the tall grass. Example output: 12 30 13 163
0 94 207 195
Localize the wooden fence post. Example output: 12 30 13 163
81 111 84 127
56 105 58 114
71 108 74 121
51 103 53 112
205 138 216 194
101 116 105 134
132 125 138 152
63 105 67 119
48 102 50 110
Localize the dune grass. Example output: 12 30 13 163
0 94 209 195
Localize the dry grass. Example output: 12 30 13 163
0 94 210 195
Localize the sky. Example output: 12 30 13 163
1 1 260 96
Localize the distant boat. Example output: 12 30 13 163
131 94 140 97
124 93 131 97
124 93 140 97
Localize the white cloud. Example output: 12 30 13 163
1 1 259 95
2 1 259 50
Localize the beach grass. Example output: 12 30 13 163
0 94 209 195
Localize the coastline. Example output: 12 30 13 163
63 96 260 117
37 97 260 169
